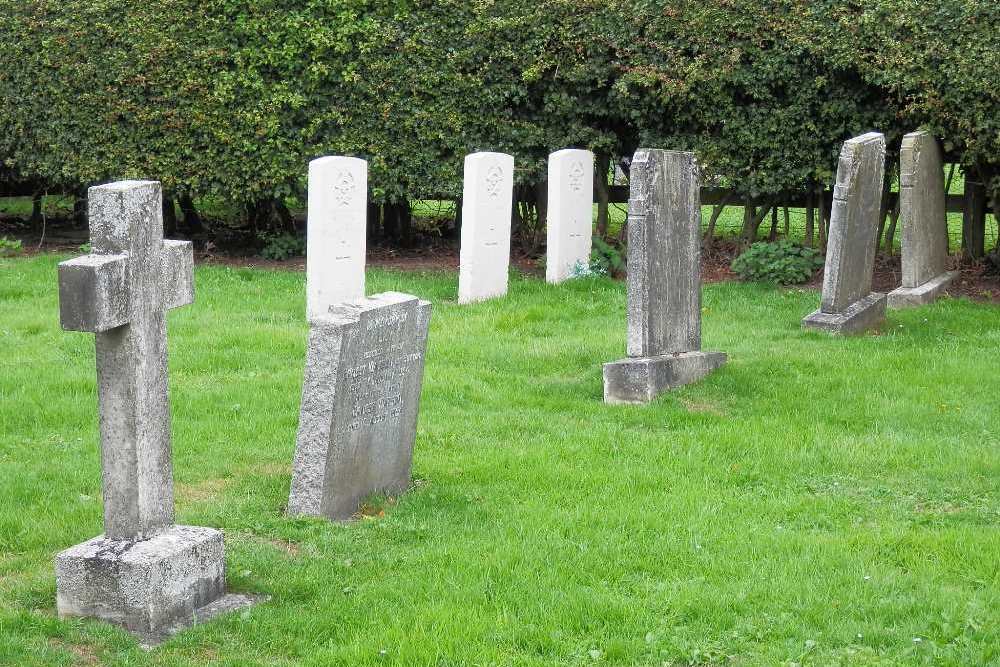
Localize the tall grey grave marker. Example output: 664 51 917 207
803 132 887 333
603 150 726 404
288 158 432 521
887 131 958 307
55 181 257 644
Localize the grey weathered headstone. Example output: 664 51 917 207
602 150 726 404
803 133 887 333
288 292 432 520
887 131 958 307
55 181 257 644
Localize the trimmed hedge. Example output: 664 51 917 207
0 1 996 223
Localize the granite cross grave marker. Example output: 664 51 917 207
603 150 726 404
546 149 594 283
458 151 514 303
887 130 958 307
803 132 887 333
55 181 256 643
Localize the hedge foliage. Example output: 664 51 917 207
0 0 997 213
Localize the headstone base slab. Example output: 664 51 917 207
802 292 886 334
887 271 958 309
603 351 727 405
55 525 253 644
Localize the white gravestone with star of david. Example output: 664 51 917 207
307 156 368 320
546 149 594 283
458 152 515 304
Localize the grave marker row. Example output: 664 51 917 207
52 130 958 640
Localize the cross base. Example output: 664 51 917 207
55 525 259 645
887 271 958 309
603 351 727 404
802 292 886 334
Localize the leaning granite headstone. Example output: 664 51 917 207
803 133 887 334
603 150 726 404
55 181 258 644
458 151 514 304
887 131 958 307
307 156 367 319
288 158 433 520
546 149 594 283
288 293 432 519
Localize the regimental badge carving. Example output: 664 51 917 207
332 170 356 207
568 160 586 193
485 165 504 199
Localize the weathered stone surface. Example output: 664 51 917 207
59 181 193 540
604 351 728 404
307 156 367 319
56 181 258 642
887 270 959 308
804 133 886 333
458 152 514 304
288 292 432 520
546 149 594 283
603 149 725 404
58 254 130 332
817 133 886 315
888 131 955 308
802 291 887 335
626 150 702 357
55 526 225 643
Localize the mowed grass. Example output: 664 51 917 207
1 254 999 666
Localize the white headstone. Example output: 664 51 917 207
546 149 594 283
307 156 367 319
458 152 514 304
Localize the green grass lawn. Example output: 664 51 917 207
1 254 999 666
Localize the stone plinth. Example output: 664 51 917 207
604 351 727 405
56 526 226 644
802 292 887 334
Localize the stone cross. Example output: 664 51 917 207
546 149 594 283
58 180 194 541
307 156 368 319
603 150 726 404
458 152 514 304
887 130 958 307
802 132 887 333
54 181 258 643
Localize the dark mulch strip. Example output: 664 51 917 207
4 217 997 303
